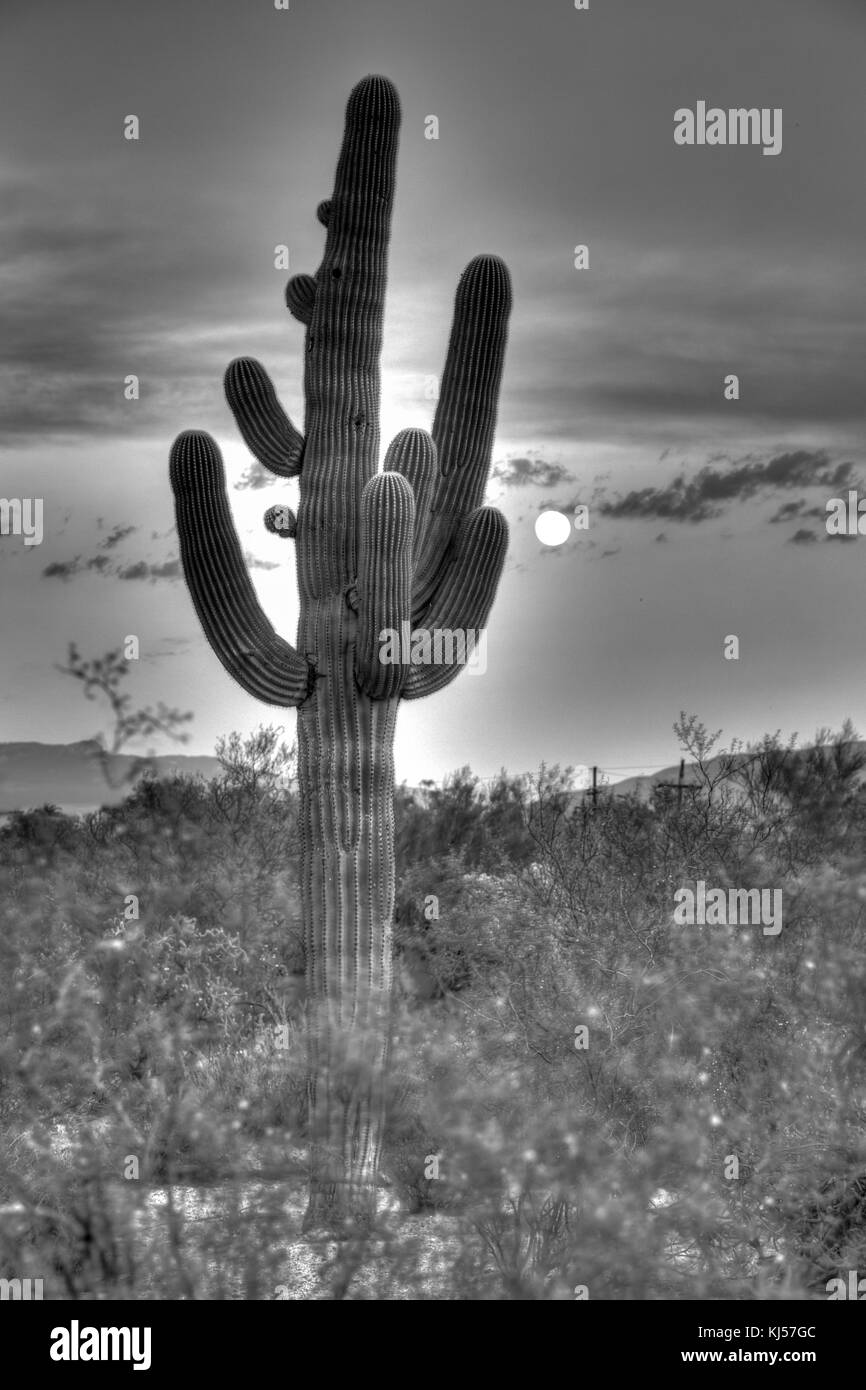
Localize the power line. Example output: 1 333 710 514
411 760 682 789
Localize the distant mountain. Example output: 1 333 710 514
3 740 863 820
0 741 222 816
594 743 866 805
603 757 732 803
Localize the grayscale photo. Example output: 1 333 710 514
1 0 864 1343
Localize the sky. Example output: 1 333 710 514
1 0 865 788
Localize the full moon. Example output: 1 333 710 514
534 510 571 547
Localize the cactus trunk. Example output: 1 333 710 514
170 74 511 1232
297 598 398 1227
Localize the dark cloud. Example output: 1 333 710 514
769 500 808 524
149 559 181 580
40 552 114 580
0 173 285 442
119 558 181 581
655 533 668 543
41 557 81 581
770 499 833 525
518 245 866 449
2 0 866 466
492 457 571 489
788 529 818 545
101 524 138 549
118 562 150 581
43 550 180 582
597 451 861 525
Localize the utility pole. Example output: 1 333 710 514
657 758 687 809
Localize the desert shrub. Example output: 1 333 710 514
2 713 864 1297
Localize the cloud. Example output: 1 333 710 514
597 451 861 525
235 464 277 492
100 524 138 549
769 499 808 524
492 457 571 489
118 561 150 581
770 499 827 525
119 558 181 581
513 242 866 450
41 545 181 582
788 529 818 545
42 557 81 581
40 552 114 583
149 559 181 580
0 171 290 443
244 552 280 571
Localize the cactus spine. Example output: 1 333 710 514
169 75 511 1230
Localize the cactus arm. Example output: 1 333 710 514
384 428 436 552
403 505 507 700
414 254 512 615
354 472 414 699
169 430 314 706
285 273 317 326
223 357 305 478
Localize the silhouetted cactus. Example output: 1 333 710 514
170 75 511 1230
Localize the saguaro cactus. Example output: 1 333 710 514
169 75 511 1230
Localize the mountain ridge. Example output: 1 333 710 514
2 739 864 816
0 741 222 814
